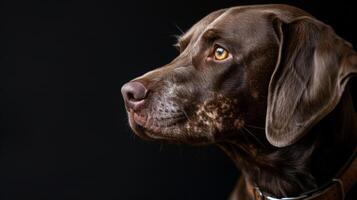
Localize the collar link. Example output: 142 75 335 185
253 186 308 200
253 178 346 200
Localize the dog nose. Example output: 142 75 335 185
121 81 148 110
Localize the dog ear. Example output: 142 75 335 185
266 16 357 147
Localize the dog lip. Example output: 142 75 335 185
133 112 147 126
127 110 153 140
124 99 146 112
127 110 147 127
127 108 187 141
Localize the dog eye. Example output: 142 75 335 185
214 46 229 61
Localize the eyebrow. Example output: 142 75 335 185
174 34 191 50
201 29 221 41
175 28 221 50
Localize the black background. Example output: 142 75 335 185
0 0 356 199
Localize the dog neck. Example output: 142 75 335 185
219 89 357 199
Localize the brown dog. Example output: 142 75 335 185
121 4 357 200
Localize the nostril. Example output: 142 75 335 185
121 81 148 103
126 92 135 101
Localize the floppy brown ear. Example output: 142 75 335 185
266 16 357 147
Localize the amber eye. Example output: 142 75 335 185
214 46 229 61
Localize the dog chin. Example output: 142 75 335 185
127 110 180 141
127 111 214 145
127 111 153 140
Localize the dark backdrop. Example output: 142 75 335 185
0 1 356 199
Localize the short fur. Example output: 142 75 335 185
122 4 357 200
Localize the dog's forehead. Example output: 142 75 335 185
178 8 269 49
177 8 276 53
177 9 227 47
206 9 271 36
178 4 310 46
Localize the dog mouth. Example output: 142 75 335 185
127 109 186 140
125 93 242 144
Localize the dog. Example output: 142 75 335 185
121 4 357 200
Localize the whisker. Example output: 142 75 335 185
245 124 265 130
130 133 136 142
163 98 170 128
182 108 192 123
242 126 266 147
174 23 185 34
159 143 164 152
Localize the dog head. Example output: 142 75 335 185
122 4 357 147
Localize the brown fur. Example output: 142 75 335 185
122 4 357 199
